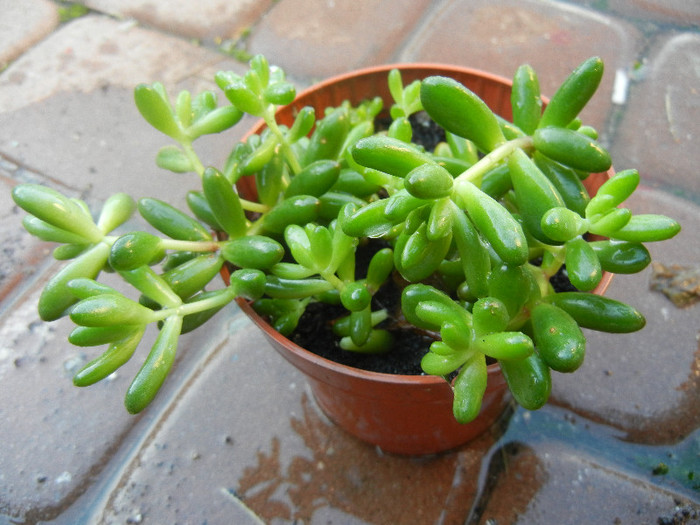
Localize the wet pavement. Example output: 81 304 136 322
1 1 699 523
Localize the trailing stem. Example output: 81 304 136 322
264 108 303 176
454 136 534 185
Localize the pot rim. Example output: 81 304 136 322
294 61 514 95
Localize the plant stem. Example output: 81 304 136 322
539 246 566 279
153 287 236 321
160 239 221 252
181 139 206 177
370 309 389 327
454 136 533 185
321 270 346 291
264 108 302 176
239 198 270 214
246 217 265 236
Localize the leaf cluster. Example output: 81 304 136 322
12 55 680 420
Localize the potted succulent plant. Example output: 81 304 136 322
11 55 680 454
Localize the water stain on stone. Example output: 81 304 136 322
467 441 545 524
234 393 491 523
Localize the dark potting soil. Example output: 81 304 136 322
289 240 436 376
548 266 579 293
407 111 446 151
375 111 446 151
290 299 434 376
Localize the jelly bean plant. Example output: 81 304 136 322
12 55 680 423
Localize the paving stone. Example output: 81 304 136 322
477 416 699 524
0 278 138 523
550 186 700 444
576 0 700 28
0 0 59 68
246 0 435 81
613 32 700 200
0 274 246 523
0 15 246 206
400 0 643 132
79 0 276 42
0 15 219 113
0 162 49 304
88 311 503 524
0 87 243 209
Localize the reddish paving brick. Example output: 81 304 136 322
246 0 435 81
0 16 245 205
81 0 276 42
0 0 58 68
0 16 219 113
400 0 643 131
0 163 49 303
613 32 700 199
551 186 700 444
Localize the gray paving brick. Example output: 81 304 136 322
0 15 218 114
478 422 699 523
400 0 643 131
613 32 700 200
577 0 700 28
0 0 59 68
246 0 435 81
0 278 139 522
551 187 700 444
0 278 247 522
79 0 276 42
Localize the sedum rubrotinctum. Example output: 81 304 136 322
12 55 680 422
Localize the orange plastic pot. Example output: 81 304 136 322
231 64 613 456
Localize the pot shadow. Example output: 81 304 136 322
233 390 513 523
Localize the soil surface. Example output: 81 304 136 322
290 299 434 375
289 240 436 376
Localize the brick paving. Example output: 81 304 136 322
247 0 437 79
399 0 644 132
0 0 58 68
0 1 698 523
614 32 700 197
